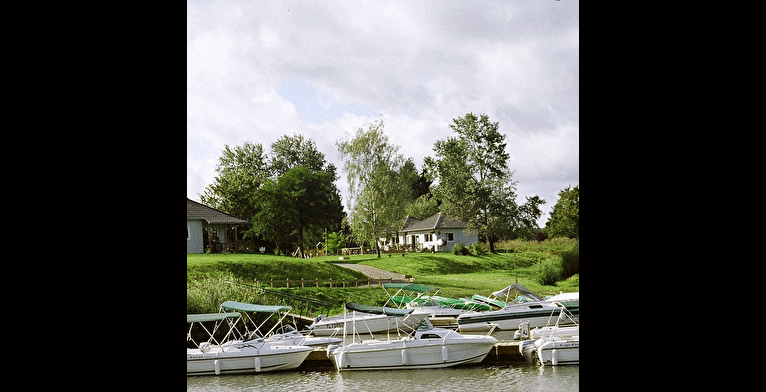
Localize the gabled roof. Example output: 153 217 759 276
186 198 250 225
398 215 421 231
400 212 467 231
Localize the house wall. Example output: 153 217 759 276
382 229 477 252
187 220 204 254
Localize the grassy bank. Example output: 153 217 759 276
187 238 578 316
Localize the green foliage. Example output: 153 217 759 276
546 185 579 239
560 242 579 278
200 142 269 220
452 242 469 255
187 273 267 314
426 112 544 252
325 231 346 254
336 119 417 256
250 166 343 255
533 258 563 286
468 242 488 256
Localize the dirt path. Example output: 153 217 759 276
333 263 408 283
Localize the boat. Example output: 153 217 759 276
545 291 579 316
518 311 580 365
220 300 341 347
457 284 569 331
308 302 431 336
382 283 488 318
327 318 498 371
187 312 313 375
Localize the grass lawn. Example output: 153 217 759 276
187 238 578 315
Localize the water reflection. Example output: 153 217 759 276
187 363 578 391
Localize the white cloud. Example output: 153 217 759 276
187 0 579 227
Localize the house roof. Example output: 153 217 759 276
398 215 421 231
186 198 250 225
400 212 467 232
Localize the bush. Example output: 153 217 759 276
453 243 469 255
560 242 579 278
533 258 562 285
469 242 488 256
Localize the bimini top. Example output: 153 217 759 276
383 283 437 293
345 302 415 316
491 283 544 301
221 300 291 313
187 312 241 323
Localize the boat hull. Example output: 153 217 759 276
457 302 565 331
537 338 579 366
186 346 312 375
328 336 496 371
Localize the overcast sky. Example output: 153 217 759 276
187 0 579 227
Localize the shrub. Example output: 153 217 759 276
533 258 562 285
470 242 488 256
453 243 469 255
560 242 579 278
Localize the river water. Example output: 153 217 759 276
187 363 578 391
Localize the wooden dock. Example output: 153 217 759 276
297 340 526 370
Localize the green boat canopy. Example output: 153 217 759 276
383 283 437 293
187 312 241 323
345 302 415 316
220 300 291 313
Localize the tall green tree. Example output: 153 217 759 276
426 112 543 252
200 142 269 220
546 185 579 239
337 119 417 257
251 166 343 256
269 133 338 181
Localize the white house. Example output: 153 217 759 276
381 212 477 252
187 198 250 253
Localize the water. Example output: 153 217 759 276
186 364 579 391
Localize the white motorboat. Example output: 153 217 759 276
457 284 570 331
518 312 579 365
308 302 431 336
327 319 498 371
220 301 341 347
514 324 579 340
187 312 313 375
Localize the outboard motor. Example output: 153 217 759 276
308 314 326 329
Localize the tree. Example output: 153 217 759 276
200 142 269 220
546 185 579 239
426 112 543 252
269 133 338 181
336 119 416 257
251 166 343 257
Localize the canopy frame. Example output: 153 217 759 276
187 312 245 351
219 300 294 339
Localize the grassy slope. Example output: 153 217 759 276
187 239 578 315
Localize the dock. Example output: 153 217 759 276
297 340 525 370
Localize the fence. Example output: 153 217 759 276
253 276 412 288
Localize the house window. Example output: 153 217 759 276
447 233 454 241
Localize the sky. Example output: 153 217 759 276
187 0 579 227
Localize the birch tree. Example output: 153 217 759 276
336 119 416 257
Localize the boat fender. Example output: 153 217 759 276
255 357 261 372
337 352 346 369
551 349 558 366
442 346 449 362
401 349 408 365
214 359 220 375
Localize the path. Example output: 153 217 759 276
333 263 409 283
